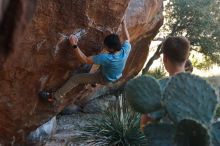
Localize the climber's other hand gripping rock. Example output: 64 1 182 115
69 34 78 46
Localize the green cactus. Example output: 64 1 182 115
163 73 218 125
148 78 170 120
126 73 219 145
149 109 166 121
175 119 210 146
144 123 176 146
211 121 220 146
159 78 170 92
125 75 162 113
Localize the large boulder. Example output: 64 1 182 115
0 0 163 144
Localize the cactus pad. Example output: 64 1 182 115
175 119 210 146
149 110 166 121
144 123 176 146
163 73 218 125
211 121 220 146
159 78 170 92
125 76 162 113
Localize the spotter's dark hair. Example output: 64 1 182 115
162 36 190 63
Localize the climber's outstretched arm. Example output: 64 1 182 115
74 47 94 64
69 35 94 64
122 19 130 42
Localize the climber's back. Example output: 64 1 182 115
93 34 131 82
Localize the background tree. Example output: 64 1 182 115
143 0 220 74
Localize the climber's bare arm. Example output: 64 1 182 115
74 47 94 64
122 19 130 42
69 35 94 64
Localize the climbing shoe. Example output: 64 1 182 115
39 90 64 107
39 91 54 102
91 83 97 87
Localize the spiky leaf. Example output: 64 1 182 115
144 123 176 146
163 73 217 125
82 98 147 146
125 76 162 114
211 121 220 146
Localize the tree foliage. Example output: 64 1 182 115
143 0 220 73
165 0 220 64
146 67 166 79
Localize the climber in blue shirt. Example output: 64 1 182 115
39 19 131 103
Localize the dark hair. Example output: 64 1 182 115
104 34 122 52
162 36 190 63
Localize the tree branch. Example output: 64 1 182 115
142 43 163 74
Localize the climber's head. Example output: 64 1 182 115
162 36 190 76
104 34 122 53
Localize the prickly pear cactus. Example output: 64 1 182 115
163 73 218 125
144 123 176 146
126 73 218 146
149 109 166 121
148 78 170 120
211 121 220 146
159 78 170 92
175 119 210 146
125 76 162 113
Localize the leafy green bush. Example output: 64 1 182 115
82 95 147 146
191 55 214 70
146 67 166 79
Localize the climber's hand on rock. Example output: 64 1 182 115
69 34 78 46
121 17 130 42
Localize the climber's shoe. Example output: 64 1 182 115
39 90 64 107
91 83 97 87
39 91 54 102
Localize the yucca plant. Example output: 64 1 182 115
82 94 147 146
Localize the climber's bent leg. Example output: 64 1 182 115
54 71 107 100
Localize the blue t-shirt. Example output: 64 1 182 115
93 40 131 81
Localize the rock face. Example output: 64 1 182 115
0 0 163 144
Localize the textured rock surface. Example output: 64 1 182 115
0 0 163 144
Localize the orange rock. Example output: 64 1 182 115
0 0 163 144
